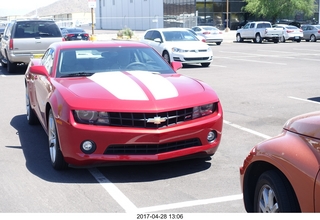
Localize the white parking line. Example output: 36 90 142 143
89 168 243 213
88 168 138 213
223 120 272 139
137 194 243 213
215 56 287 65
288 96 320 104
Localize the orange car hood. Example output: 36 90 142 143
284 111 320 139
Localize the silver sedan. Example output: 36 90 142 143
301 24 320 42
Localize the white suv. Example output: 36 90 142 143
0 18 64 73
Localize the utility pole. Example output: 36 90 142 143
225 0 230 32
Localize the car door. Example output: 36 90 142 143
33 48 55 125
146 30 163 55
303 25 311 40
240 23 251 38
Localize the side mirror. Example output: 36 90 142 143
154 38 162 43
171 61 182 72
29 65 49 76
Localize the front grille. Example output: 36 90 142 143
105 138 202 155
184 57 210 61
108 108 193 128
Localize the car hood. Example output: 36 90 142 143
283 111 320 139
54 71 218 111
164 41 209 49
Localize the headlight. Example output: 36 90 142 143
192 103 215 119
73 110 110 125
172 47 187 53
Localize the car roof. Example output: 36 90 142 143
50 40 151 50
146 28 189 32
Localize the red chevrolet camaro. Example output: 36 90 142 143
25 41 223 170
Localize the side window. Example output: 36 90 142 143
4 23 13 39
41 48 54 75
152 31 162 41
144 31 153 40
243 23 250 29
250 23 255 28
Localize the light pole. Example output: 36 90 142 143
225 0 230 32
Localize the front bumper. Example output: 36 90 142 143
172 51 213 64
57 106 223 167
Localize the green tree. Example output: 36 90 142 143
243 0 317 23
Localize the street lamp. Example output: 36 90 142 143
225 0 230 32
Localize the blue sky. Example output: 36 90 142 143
0 0 59 16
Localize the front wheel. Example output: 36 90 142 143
253 170 300 213
201 63 210 67
236 34 243 42
162 51 170 64
48 109 68 170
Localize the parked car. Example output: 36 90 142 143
140 28 213 67
62 27 89 41
25 40 223 170
236 21 283 43
273 24 303 42
0 18 64 73
186 28 206 43
240 111 320 212
191 26 223 45
301 24 320 42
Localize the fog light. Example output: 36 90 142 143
81 140 96 154
207 131 217 142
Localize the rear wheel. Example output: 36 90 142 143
26 86 39 125
216 42 221 45
48 109 68 170
7 59 17 73
253 170 300 213
255 34 262 43
310 34 317 42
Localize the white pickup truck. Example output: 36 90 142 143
236 21 283 43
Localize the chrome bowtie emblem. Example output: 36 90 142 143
147 116 167 124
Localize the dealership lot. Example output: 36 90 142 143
0 41 319 214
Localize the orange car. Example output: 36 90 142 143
240 111 320 212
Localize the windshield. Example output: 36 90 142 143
163 30 198 41
57 47 175 77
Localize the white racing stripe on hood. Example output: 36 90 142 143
128 71 178 100
89 72 148 100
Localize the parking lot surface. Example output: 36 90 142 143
0 40 319 216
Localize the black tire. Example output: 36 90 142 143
7 59 16 73
253 170 300 213
48 109 68 170
255 34 262 43
201 63 210 67
236 34 243 42
216 42 221 45
273 38 279 43
310 34 317 42
162 51 170 64
26 86 39 125
281 36 286 43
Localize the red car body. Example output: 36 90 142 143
240 111 320 212
25 41 223 169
